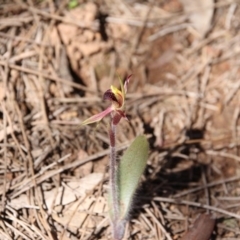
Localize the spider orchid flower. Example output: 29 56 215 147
81 75 131 126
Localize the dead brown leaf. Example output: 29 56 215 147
180 214 215 240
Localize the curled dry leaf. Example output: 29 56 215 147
180 214 215 240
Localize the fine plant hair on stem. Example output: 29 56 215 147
109 115 120 238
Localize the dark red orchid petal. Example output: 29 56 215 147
103 89 119 103
116 110 128 121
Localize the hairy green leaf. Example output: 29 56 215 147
118 135 149 219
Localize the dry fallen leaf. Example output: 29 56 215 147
52 195 101 233
9 194 31 210
10 173 103 210
44 172 103 208
78 42 101 57
180 0 214 37
180 214 215 240
74 149 93 178
65 3 97 26
57 23 78 45
66 172 103 197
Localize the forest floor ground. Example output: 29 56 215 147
0 0 240 239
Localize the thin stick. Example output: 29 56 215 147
154 197 240 220
0 61 92 92
145 208 173 240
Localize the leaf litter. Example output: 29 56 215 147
0 0 240 239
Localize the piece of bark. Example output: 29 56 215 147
180 214 215 240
